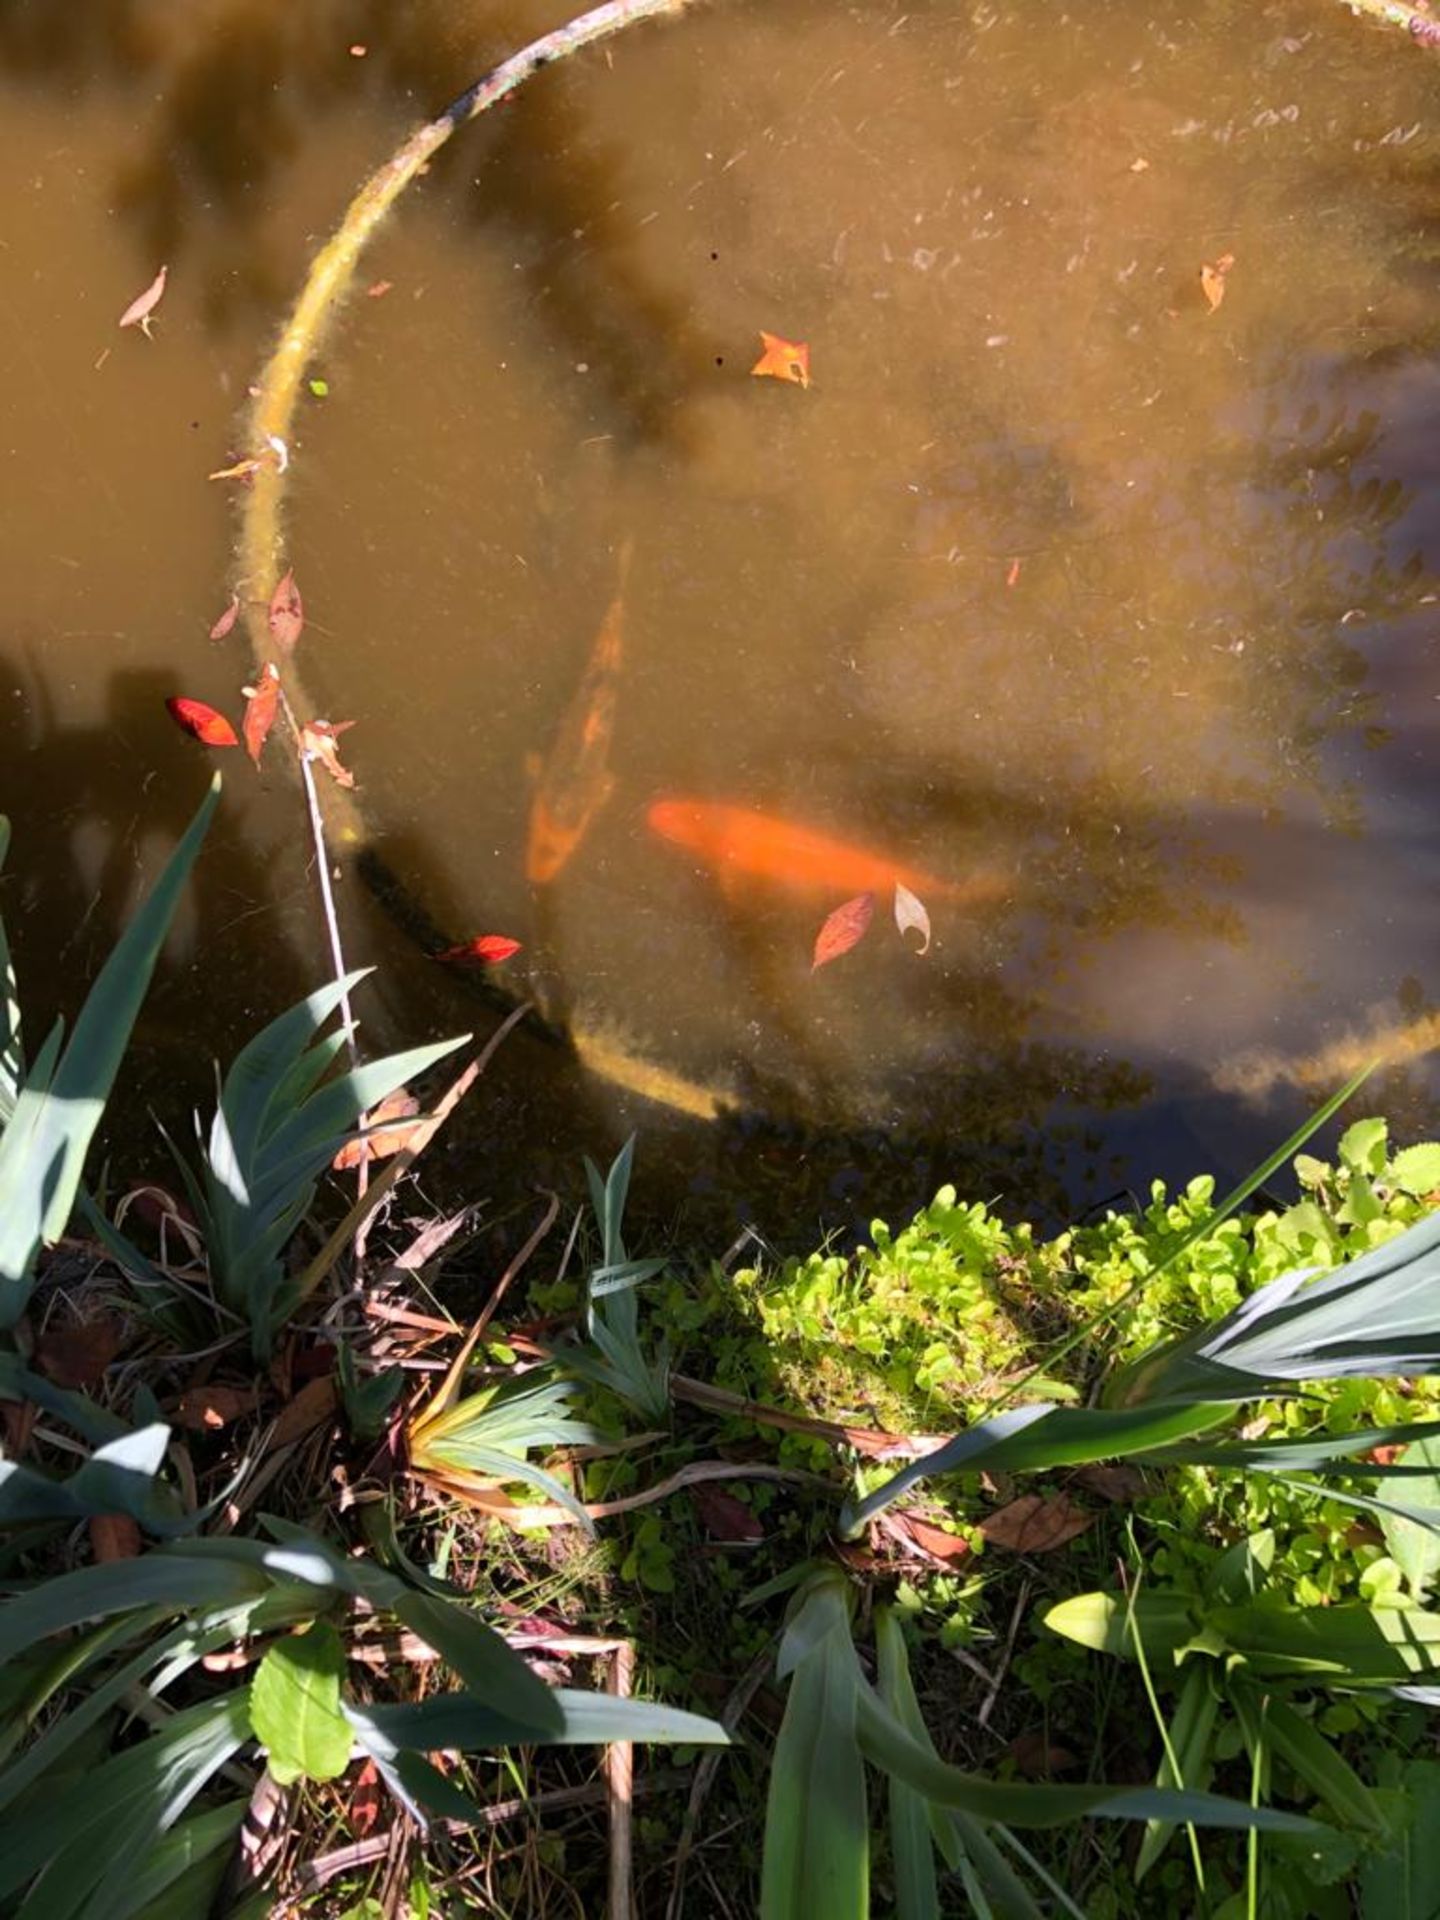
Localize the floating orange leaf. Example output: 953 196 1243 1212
268 569 304 651
302 719 355 788
166 696 239 748
119 264 168 337
978 1492 1094 1554
1005 557 1021 588
207 456 264 484
1200 251 1235 313
332 1088 423 1171
893 882 931 955
751 330 811 389
366 280 394 299
209 593 240 641
435 934 522 967
812 892 874 971
242 663 281 767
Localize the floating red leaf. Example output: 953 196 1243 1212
302 719 355 788
209 593 240 641
267 569 304 651
242 663 281 767
435 935 523 968
166 697 238 748
119 264 167 336
812 892 874 971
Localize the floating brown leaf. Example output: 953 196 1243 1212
812 892 874 971
209 594 241 641
90 1514 141 1563
119 264 168 337
267 569 304 651
1200 251 1235 313
174 1383 259 1431
893 882 932 956
978 1491 1094 1554
331 1088 423 1171
35 1314 124 1389
751 330 811 389
690 1482 764 1543
242 663 281 768
302 719 356 788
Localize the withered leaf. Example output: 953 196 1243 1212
302 719 355 788
434 935 522 968
269 1373 337 1450
812 892 874 971
90 1514 142 1563
751 330 811 389
209 594 241 641
893 882 932 955
690 1482 764 1543
36 1314 124 1389
242 663 282 768
332 1088 423 1171
348 1759 384 1839
978 1491 1094 1554
1007 1730 1079 1777
119 264 168 337
889 1511 971 1566
1071 1462 1146 1503
1200 252 1235 313
174 1383 259 1431
268 569 304 651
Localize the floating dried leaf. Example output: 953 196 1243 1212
751 330 811 389
1200 251 1236 313
812 892 874 971
207 456 264 484
302 719 355 788
366 280 393 299
119 264 168 337
242 663 281 768
893 882 932 955
267 569 304 651
209 594 241 641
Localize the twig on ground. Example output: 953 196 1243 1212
667 1371 946 1461
978 1575 1032 1729
665 1642 773 1920
427 1458 834 1530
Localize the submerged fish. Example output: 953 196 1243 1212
646 798 1008 904
526 540 633 885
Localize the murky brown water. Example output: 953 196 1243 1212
3 0 1440 1242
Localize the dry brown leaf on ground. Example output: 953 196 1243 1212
978 1491 1094 1553
35 1314 125 1389
690 1483 764 1543
90 1514 142 1562
1007 1729 1079 1777
174 1383 259 1431
1071 1462 1147 1503
269 1374 337 1449
882 1511 972 1567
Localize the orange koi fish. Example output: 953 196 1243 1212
526 541 633 885
646 798 1008 904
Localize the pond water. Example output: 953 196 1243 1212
3 0 1439 1246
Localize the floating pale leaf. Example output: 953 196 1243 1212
118 264 167 336
812 892 874 971
893 882 931 955
1200 251 1235 313
166 697 239 748
207 456 264 484
302 719 355 788
751 330 810 389
268 569 304 651
366 280 393 299
435 935 522 967
242 663 281 768
209 594 240 641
